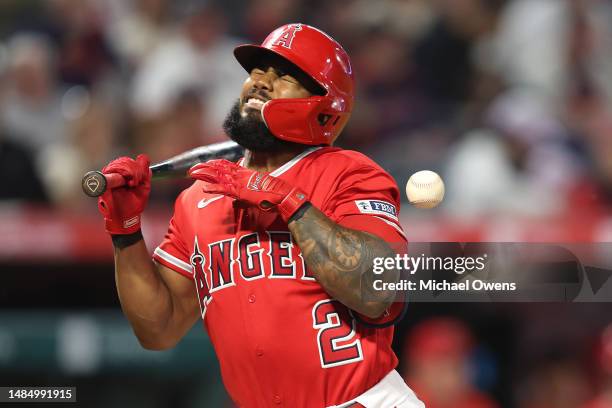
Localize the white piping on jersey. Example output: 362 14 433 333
271 146 322 176
237 146 323 176
373 216 407 240
154 247 193 274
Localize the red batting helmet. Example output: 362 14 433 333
234 23 354 145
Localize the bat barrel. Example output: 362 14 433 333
150 141 243 179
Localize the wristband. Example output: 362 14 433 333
288 201 312 224
278 187 309 222
111 230 144 249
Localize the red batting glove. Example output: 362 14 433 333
97 154 151 235
188 159 308 222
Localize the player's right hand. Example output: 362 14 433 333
97 154 151 235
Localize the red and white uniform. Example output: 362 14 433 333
153 146 421 407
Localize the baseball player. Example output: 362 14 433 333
97 24 424 408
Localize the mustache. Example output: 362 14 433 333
243 89 271 103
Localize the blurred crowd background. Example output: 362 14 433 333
1 0 612 407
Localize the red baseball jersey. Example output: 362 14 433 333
153 146 408 407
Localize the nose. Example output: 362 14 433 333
253 69 277 92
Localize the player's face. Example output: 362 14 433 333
239 66 312 119
223 62 312 152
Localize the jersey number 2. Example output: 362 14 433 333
312 299 364 368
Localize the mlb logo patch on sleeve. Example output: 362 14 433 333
354 200 398 221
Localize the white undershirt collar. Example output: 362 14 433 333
238 146 323 176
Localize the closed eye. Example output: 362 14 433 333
273 67 297 84
251 67 299 85
281 75 298 84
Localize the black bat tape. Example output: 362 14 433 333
81 141 244 197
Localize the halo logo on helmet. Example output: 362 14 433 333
234 24 355 146
274 24 302 49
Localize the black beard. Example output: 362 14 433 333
223 101 299 152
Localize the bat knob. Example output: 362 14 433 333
82 171 107 197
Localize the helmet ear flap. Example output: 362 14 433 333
262 96 350 146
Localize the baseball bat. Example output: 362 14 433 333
81 140 243 197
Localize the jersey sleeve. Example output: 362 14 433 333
322 163 408 327
322 164 407 245
152 191 193 279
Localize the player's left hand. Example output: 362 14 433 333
188 159 309 222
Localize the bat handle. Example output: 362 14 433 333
81 171 126 197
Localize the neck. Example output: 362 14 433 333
243 145 309 173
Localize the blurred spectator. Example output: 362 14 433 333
517 351 591 408
130 2 245 132
582 324 612 408
401 318 499 408
575 0 612 109
486 0 570 105
346 28 419 147
348 0 435 41
510 303 607 408
443 89 587 217
565 0 612 208
0 132 48 203
133 88 220 163
38 96 121 208
329 1 436 148
44 0 115 87
241 0 304 41
577 104 612 209
105 0 173 67
70 97 119 171
0 32 67 153
132 88 220 203
413 0 506 113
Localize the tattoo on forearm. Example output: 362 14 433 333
288 205 399 316
330 229 364 271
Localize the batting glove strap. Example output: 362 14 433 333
105 214 142 235
278 187 309 223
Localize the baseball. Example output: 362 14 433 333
405 170 445 209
